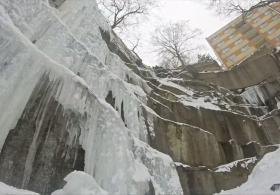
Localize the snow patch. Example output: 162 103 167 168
217 148 280 194
159 78 194 96
0 182 38 195
175 162 191 168
215 157 257 173
179 95 221 111
52 171 108 195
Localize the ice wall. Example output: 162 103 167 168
0 0 183 194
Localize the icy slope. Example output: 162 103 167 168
218 148 280 194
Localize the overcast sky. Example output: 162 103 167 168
119 0 236 66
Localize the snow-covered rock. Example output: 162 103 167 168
217 148 280 194
0 182 39 195
215 157 257 173
52 171 108 195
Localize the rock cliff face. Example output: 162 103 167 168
0 0 279 195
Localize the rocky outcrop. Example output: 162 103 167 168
142 71 280 194
176 158 257 195
177 144 278 195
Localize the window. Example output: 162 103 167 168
272 15 279 21
268 28 276 35
241 46 250 52
259 22 268 29
211 36 220 45
264 11 272 16
217 41 226 48
229 54 237 62
235 39 243 46
245 29 257 38
225 28 232 35
229 34 235 39
253 18 259 24
214 35 220 42
223 48 230 54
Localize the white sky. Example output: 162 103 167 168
114 0 238 66
119 0 236 66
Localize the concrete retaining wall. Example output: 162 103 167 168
197 53 280 90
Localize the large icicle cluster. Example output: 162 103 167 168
1 0 280 194
0 0 182 194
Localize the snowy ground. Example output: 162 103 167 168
52 171 108 195
0 171 107 195
217 148 280 194
0 182 39 195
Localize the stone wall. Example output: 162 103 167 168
195 52 280 90
191 61 221 72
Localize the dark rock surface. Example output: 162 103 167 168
271 183 280 192
0 75 85 194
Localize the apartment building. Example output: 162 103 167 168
207 2 280 69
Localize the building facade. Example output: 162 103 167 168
207 3 280 69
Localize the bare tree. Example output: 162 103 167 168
98 0 155 29
152 21 201 72
197 53 215 64
208 0 280 16
128 37 140 53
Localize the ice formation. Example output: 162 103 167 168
0 0 182 194
218 148 280 194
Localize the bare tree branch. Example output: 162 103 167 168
130 38 140 53
152 21 201 73
208 0 280 16
98 0 155 29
